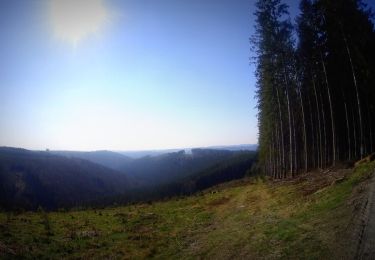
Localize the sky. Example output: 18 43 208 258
0 0 373 151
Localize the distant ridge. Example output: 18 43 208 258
204 144 258 151
0 146 257 210
117 144 258 158
0 147 131 210
51 150 132 171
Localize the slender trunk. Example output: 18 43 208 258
370 124 373 154
319 91 328 168
280 55 293 176
369 108 374 154
270 132 275 178
342 29 364 159
268 145 272 176
286 86 293 176
272 130 277 178
276 87 285 177
352 106 358 159
312 76 323 169
292 108 297 175
366 100 373 155
344 101 351 161
320 52 336 166
277 124 282 179
298 87 308 172
275 124 280 179
308 95 316 168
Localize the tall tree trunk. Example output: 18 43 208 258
352 106 358 159
342 28 364 159
312 76 323 169
281 66 293 176
320 52 336 166
366 102 373 155
270 132 275 178
369 108 374 154
286 86 293 176
277 124 282 178
268 145 272 176
298 87 308 172
281 55 293 176
292 108 298 175
276 124 281 178
276 87 285 177
370 124 373 154
308 95 316 168
319 91 328 168
344 101 351 160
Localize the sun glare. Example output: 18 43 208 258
49 0 110 46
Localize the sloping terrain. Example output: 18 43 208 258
0 147 256 210
0 147 131 210
52 149 256 188
51 150 132 172
121 149 254 187
1 162 373 259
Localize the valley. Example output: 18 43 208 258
0 147 256 210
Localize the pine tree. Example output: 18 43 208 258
253 0 375 177
253 0 297 177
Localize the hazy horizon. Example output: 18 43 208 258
1 143 258 153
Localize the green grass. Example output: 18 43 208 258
1 162 374 259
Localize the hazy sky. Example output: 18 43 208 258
0 0 373 151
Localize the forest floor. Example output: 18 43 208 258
0 161 374 259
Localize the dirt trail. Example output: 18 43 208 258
356 171 375 259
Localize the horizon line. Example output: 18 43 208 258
0 143 258 153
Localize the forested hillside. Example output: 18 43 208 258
121 149 252 187
0 148 131 210
51 150 132 171
0 147 256 210
122 151 256 202
253 0 375 177
53 148 254 187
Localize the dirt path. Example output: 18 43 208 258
356 171 375 259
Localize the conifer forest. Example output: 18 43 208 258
254 0 375 177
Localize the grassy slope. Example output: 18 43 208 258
1 162 374 259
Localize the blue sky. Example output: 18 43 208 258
0 0 373 151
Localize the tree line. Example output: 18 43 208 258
253 0 375 178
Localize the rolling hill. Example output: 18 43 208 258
51 148 257 188
120 149 255 187
51 150 132 171
0 147 131 210
0 147 257 210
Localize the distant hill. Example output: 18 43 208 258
127 151 257 201
120 149 253 187
51 150 132 171
0 147 257 210
0 147 131 210
117 149 185 159
117 144 258 158
204 144 258 151
51 148 257 188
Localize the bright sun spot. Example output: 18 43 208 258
49 0 110 46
